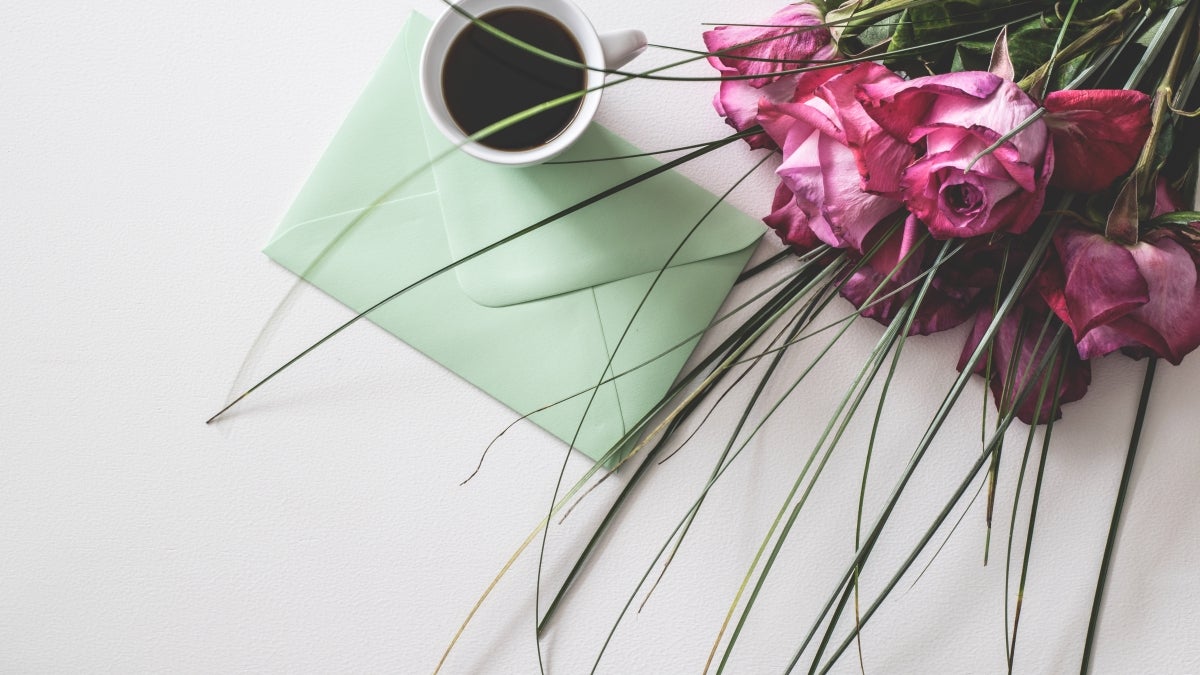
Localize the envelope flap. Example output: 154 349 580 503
414 73 763 308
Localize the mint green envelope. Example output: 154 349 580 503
263 12 763 462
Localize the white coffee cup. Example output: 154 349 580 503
419 0 646 166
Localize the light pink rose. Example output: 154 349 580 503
757 63 913 254
857 71 1054 239
703 3 838 149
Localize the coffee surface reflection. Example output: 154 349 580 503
441 8 586 152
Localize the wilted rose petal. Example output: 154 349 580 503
763 181 824 252
1044 89 1152 193
811 62 913 196
857 71 1005 143
714 76 809 149
704 3 838 147
703 4 835 87
1040 178 1200 366
1047 227 1149 339
1074 231 1200 364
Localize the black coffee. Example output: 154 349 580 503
441 9 586 151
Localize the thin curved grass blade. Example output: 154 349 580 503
1079 358 1158 675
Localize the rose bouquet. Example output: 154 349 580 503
213 0 1200 671
705 1 1198 423
658 2 1199 670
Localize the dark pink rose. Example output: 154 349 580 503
703 3 838 148
858 71 1054 239
958 302 1091 424
758 63 913 254
1043 89 1152 193
839 214 979 335
1039 180 1200 365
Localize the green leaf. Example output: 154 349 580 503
1148 210 1200 227
856 13 905 49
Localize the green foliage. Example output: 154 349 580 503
885 1 1056 74
948 16 1089 89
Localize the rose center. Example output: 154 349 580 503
944 182 984 214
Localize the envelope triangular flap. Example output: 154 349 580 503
426 94 763 310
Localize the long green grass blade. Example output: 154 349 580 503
638 291 822 611
781 213 1063 670
535 265 829 633
580 268 848 674
714 239 956 673
806 325 1070 675
531 154 773 673
1079 358 1158 675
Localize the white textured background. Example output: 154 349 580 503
2 1 1198 673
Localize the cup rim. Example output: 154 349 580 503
419 0 603 166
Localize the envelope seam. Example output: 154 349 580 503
278 190 441 233
591 287 628 436
405 25 456 287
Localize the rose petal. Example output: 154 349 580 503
1152 176 1190 218
902 154 1021 238
857 71 1005 142
1076 232 1200 364
704 3 839 147
811 63 914 195
901 128 1050 239
703 4 836 88
818 135 904 252
714 75 802 148
1050 227 1149 339
764 91 903 253
840 214 923 325
774 128 842 248
839 215 977 335
763 182 824 252
760 95 845 148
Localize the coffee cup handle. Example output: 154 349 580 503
598 29 647 70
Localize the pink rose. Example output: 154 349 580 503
703 3 838 149
1039 181 1200 365
857 71 1054 239
757 63 913 254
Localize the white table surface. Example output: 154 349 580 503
3 1 1198 673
